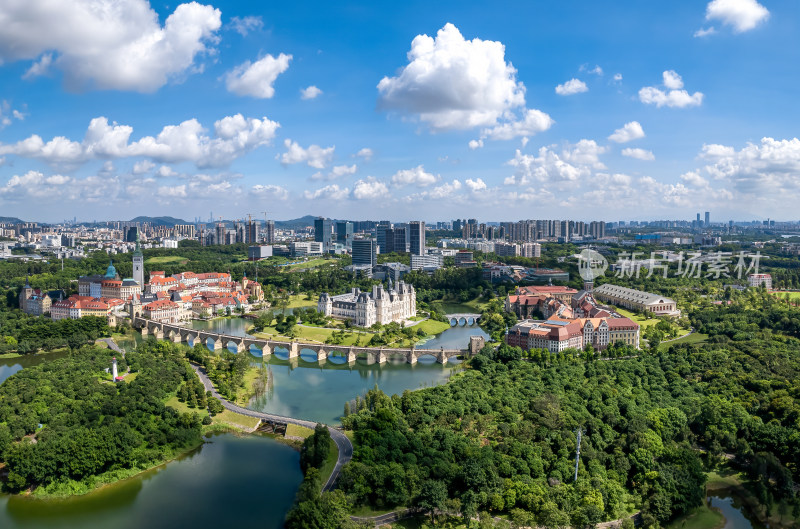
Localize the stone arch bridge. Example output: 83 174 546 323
445 313 482 326
133 318 485 365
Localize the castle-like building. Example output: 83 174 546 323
318 280 416 328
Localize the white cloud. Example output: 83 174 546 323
0 100 26 129
621 148 655 161
479 109 554 141
465 178 487 192
580 64 603 76
0 113 280 168
468 139 484 150
639 71 703 108
278 139 335 169
426 179 461 199
132 160 156 174
252 184 289 200
608 121 645 143
555 78 588 96
680 171 709 187
694 27 717 37
391 165 439 187
705 0 769 33
505 145 591 186
352 177 389 200
304 184 349 201
225 53 292 99
229 15 263 36
562 139 607 168
311 164 357 181
356 148 373 160
0 0 222 92
22 53 53 79
300 86 323 100
700 137 800 194
613 73 623 82
377 23 526 131
662 70 684 90
157 165 178 177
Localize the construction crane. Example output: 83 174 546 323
574 427 583 482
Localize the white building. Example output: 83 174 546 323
318 281 416 327
748 273 772 289
411 254 444 271
522 242 541 258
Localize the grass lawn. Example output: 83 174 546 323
285 294 317 308
165 394 260 430
664 504 724 529
659 332 709 351
615 307 690 338
285 424 314 439
412 319 451 336
233 366 264 406
145 255 189 266
281 258 335 272
773 291 800 301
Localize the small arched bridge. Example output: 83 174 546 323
445 313 482 327
133 317 485 365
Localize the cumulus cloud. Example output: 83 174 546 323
705 0 769 33
468 139 484 150
132 160 156 174
613 73 623 82
580 64 603 76
251 184 289 200
700 137 800 194
352 177 389 200
278 139 335 169
304 184 349 201
505 145 592 186
356 148 373 160
377 23 527 131
555 78 588 95
311 164 357 181
621 148 655 161
0 113 280 168
229 15 263 36
479 109 554 141
300 86 323 100
225 53 292 99
465 178 487 192
639 71 703 108
391 165 439 187
608 121 645 143
0 101 26 129
0 0 222 92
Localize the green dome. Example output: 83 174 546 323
105 260 118 279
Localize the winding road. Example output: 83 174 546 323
190 364 353 493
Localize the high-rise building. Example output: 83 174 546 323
314 217 334 251
392 226 408 253
705 211 710 227
126 226 139 243
132 234 144 292
589 221 606 239
352 239 377 267
235 221 245 244
263 220 275 244
215 223 226 245
409 221 425 255
336 221 354 248
246 219 259 244
696 213 702 226
376 221 392 254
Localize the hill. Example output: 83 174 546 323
0 216 24 224
274 215 319 229
129 216 189 227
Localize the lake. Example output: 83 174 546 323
0 434 303 529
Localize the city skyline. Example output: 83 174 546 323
1 0 799 222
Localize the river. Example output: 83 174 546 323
189 316 489 424
1 318 488 528
0 351 70 386
0 434 302 529
708 495 767 529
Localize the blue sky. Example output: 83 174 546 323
0 0 798 223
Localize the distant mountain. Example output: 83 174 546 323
129 216 189 227
0 216 24 224
274 215 318 229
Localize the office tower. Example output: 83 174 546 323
392 226 408 253
352 239 377 267
263 220 275 244
705 211 710 227
376 221 392 253
696 213 701 226
314 217 334 251
336 221 354 248
126 226 139 243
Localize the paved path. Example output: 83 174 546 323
99 337 125 356
190 364 353 493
